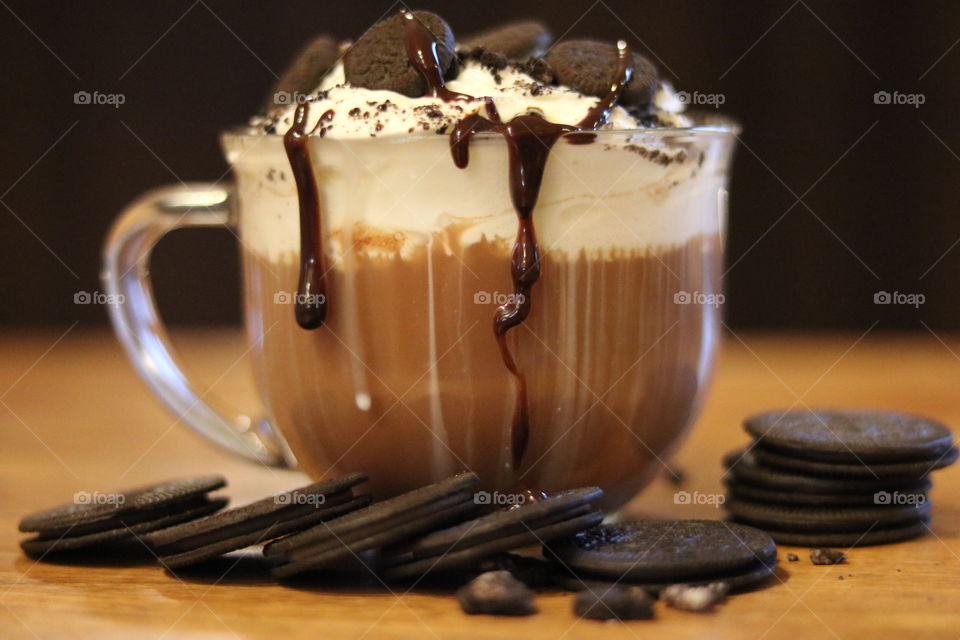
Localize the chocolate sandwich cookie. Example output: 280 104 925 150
722 450 932 495
545 39 659 107
19 475 227 536
382 490 604 581
146 473 368 569
344 11 456 97
18 476 228 555
744 409 955 463
762 518 930 547
264 35 339 114
751 444 959 479
266 472 480 578
726 497 932 533
545 520 777 594
725 479 931 508
20 499 227 556
384 487 603 563
549 554 777 595
460 19 552 59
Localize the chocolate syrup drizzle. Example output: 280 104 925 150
285 105 334 329
285 9 634 469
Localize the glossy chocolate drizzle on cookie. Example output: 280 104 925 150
285 10 634 470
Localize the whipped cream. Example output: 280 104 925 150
252 58 691 139
230 48 724 264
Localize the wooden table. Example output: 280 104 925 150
1 329 957 639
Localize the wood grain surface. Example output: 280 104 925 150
1 329 957 639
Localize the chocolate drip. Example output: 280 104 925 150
445 39 634 469
284 104 333 329
401 11 472 103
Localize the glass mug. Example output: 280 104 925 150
103 115 736 507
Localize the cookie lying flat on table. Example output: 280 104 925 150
265 472 480 578
18 475 227 556
547 519 775 582
145 473 368 569
549 555 777 595
545 520 778 594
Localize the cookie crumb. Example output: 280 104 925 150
810 548 847 565
661 583 727 612
573 586 654 621
457 571 537 616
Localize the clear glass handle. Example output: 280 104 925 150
102 183 292 467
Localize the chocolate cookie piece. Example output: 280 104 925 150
546 520 776 583
457 571 538 616
145 473 368 569
461 20 553 59
572 585 654 620
264 35 339 113
751 443 958 479
760 518 929 547
344 11 455 97
661 583 728 612
19 498 228 556
744 409 955 463
545 39 659 107
19 475 227 536
726 497 932 533
810 548 846 565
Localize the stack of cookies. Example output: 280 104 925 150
723 409 957 547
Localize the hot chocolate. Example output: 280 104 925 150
224 11 734 502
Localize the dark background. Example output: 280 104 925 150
2 0 958 329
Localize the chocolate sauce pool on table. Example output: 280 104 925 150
284 9 634 469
